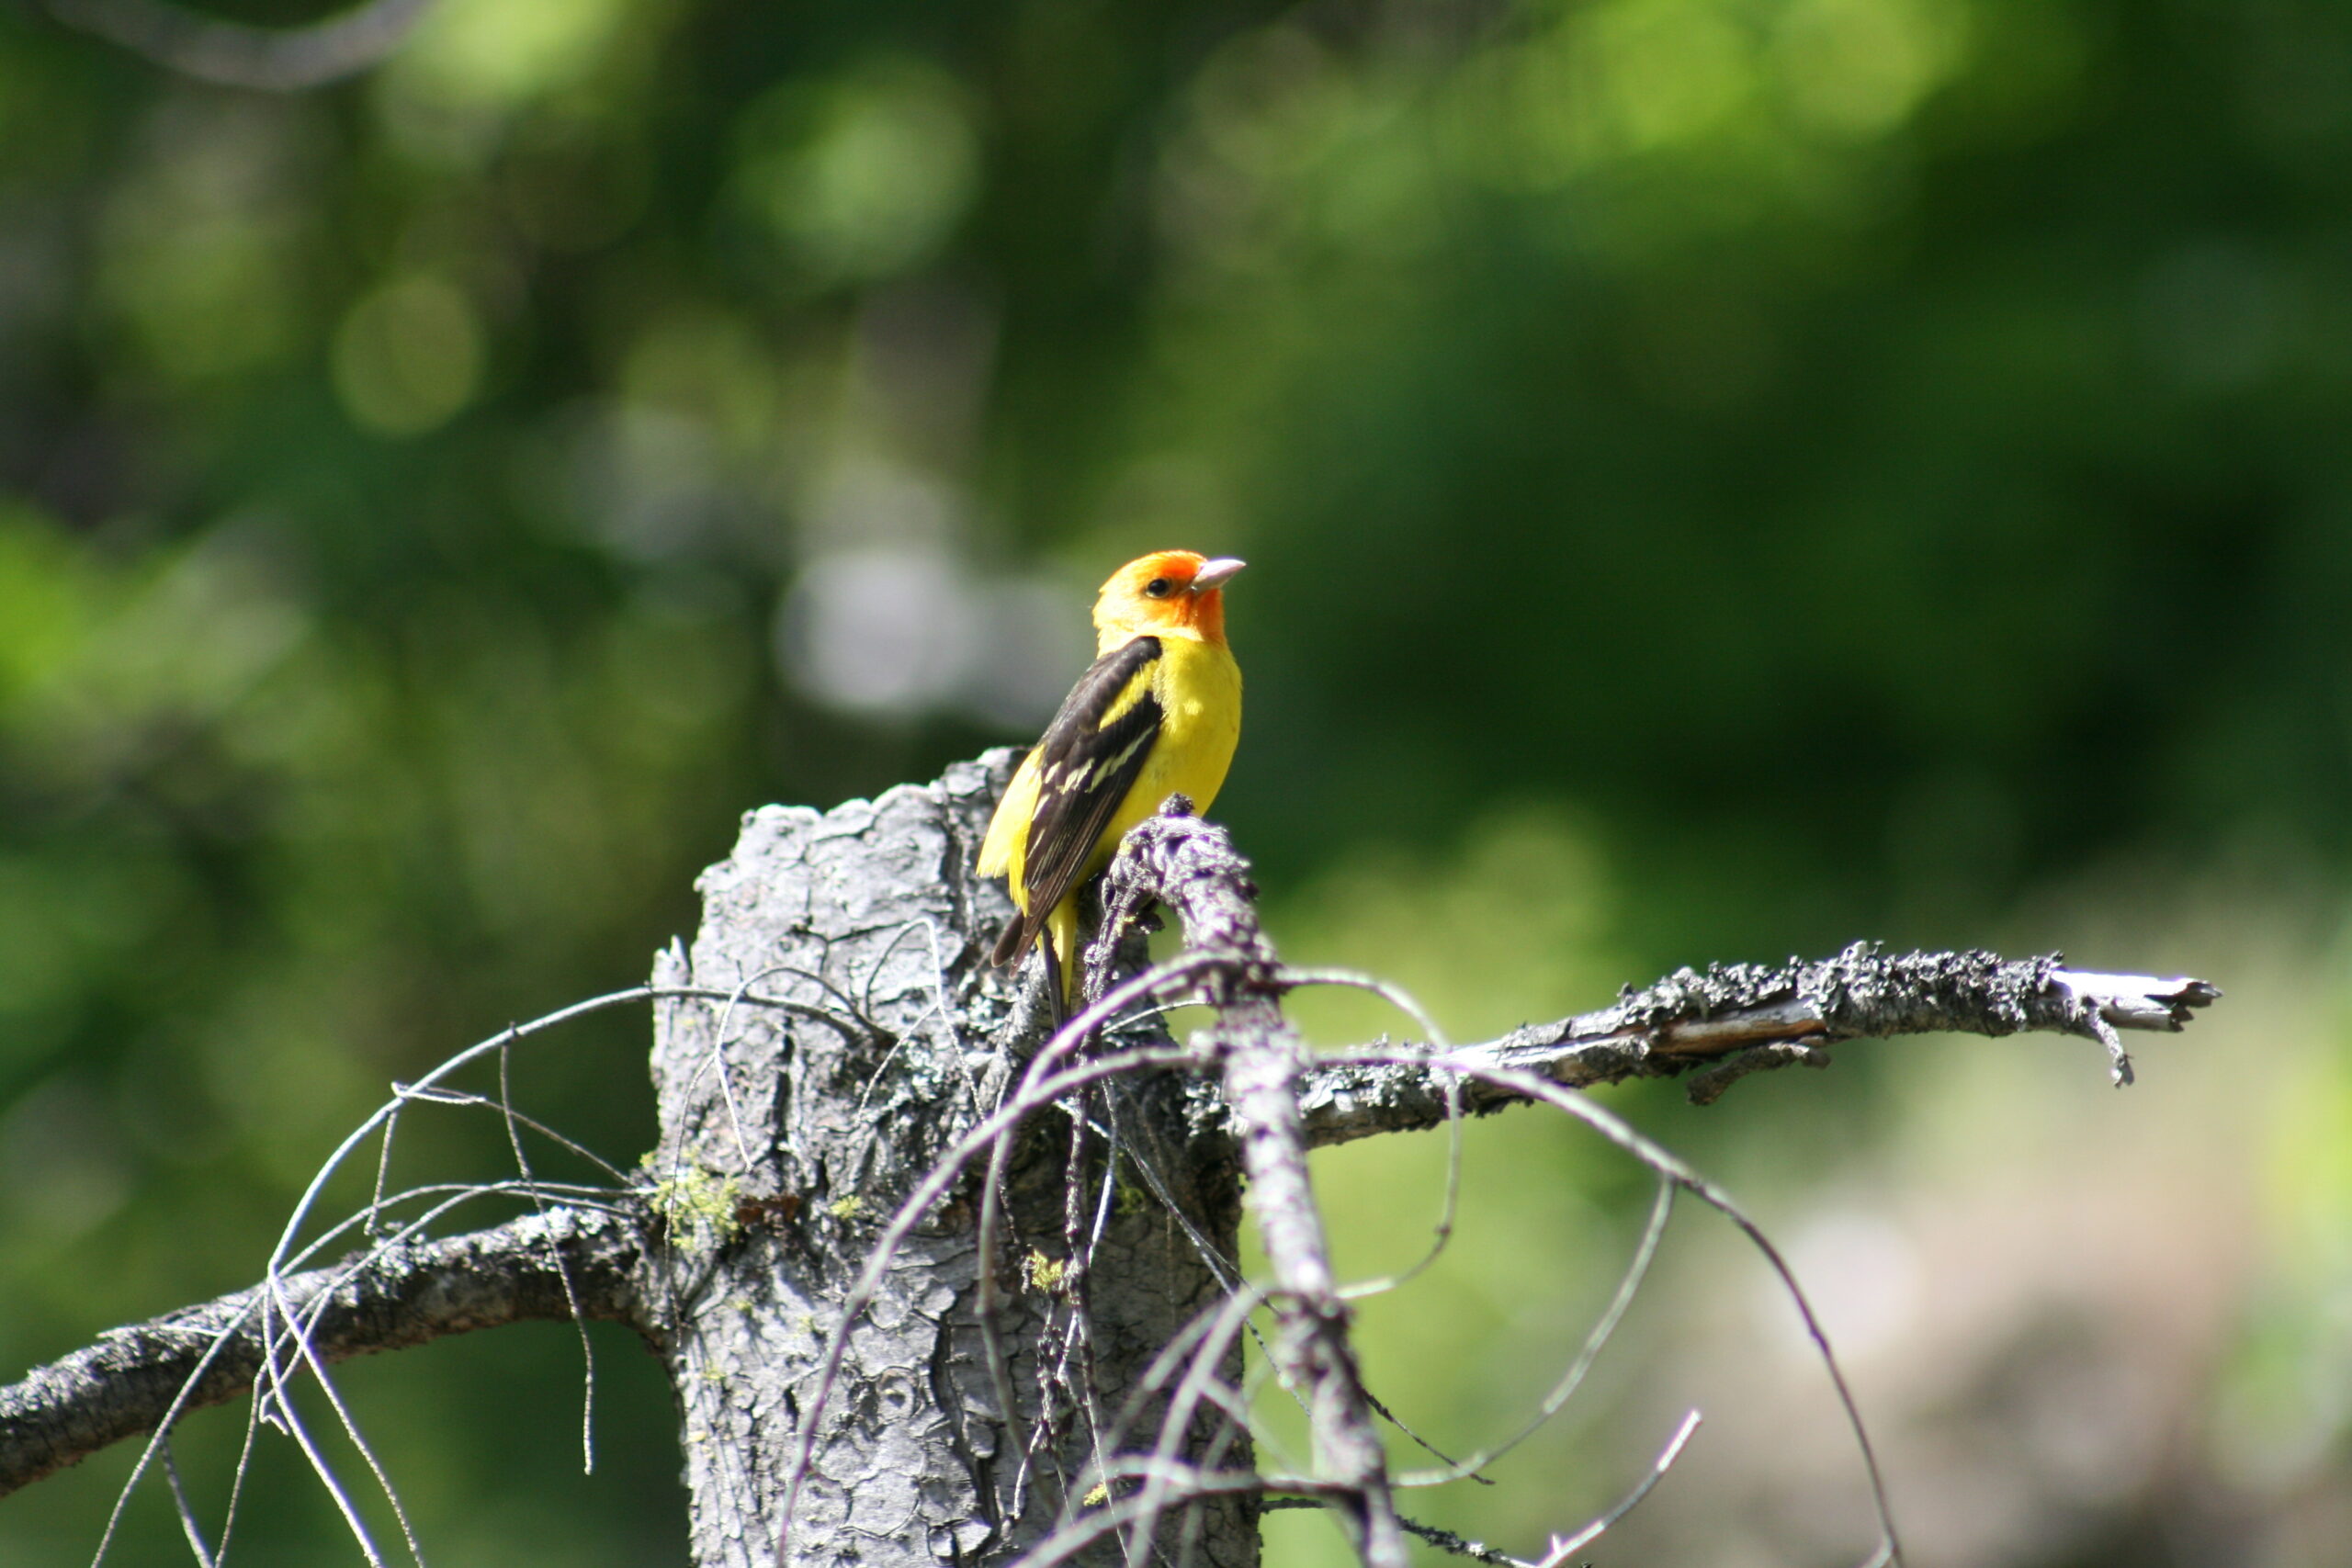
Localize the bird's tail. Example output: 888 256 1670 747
989 912 1035 969
990 900 1080 1025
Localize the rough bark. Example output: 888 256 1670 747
642 752 1251 1568
1295 946 2219 1145
0 749 2229 1568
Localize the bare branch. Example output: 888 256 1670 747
44 0 435 91
1084 810 2225 1568
3 750 2224 1568
1097 800 1409 1568
0 1207 642 1497
1297 943 2221 1145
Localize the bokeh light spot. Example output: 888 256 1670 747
780 547 983 717
1772 0 1971 140
733 60 980 284
333 275 484 437
394 0 636 108
1581 0 1758 152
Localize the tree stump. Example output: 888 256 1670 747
645 751 1253 1568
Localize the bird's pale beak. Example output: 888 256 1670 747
1191 558 1247 592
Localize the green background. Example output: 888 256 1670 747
1 0 2346 1562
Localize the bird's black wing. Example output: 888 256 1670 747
991 635 1165 967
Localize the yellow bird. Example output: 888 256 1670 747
978 549 1245 1018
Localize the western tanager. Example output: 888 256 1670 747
978 549 1245 1016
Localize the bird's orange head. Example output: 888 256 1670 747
1091 550 1245 650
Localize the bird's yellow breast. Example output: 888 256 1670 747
978 634 1242 909
1095 634 1241 876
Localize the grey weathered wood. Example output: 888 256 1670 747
0 748 2231 1568
1093 807 1406 1567
0 1207 641 1497
643 751 1251 1568
1295 946 2220 1145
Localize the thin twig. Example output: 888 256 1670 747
1535 1408 1703 1564
159 1436 216 1568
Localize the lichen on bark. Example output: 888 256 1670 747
644 751 1253 1568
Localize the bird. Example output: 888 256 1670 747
978 549 1245 1020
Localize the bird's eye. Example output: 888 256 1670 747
1144 577 1174 598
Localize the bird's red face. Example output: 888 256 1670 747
1094 550 1246 646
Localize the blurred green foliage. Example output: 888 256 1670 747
4 0 2350 1561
